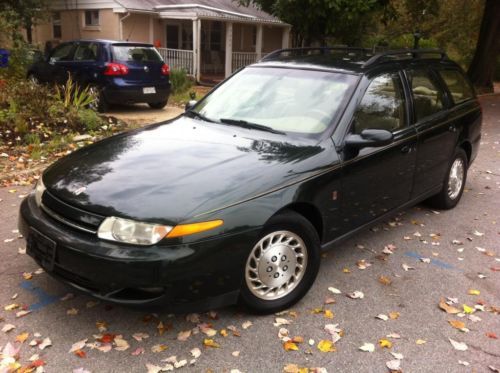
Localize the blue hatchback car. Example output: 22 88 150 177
27 40 171 112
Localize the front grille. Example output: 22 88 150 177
41 191 104 234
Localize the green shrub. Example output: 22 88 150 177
170 68 192 95
55 75 96 110
78 109 105 131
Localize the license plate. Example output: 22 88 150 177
143 87 156 94
27 228 57 271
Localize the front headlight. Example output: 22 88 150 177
34 178 46 207
97 217 172 246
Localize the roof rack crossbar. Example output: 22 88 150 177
260 47 371 62
260 47 448 67
361 48 448 67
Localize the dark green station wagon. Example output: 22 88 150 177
19 47 481 314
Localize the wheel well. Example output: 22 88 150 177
460 141 472 163
278 203 323 242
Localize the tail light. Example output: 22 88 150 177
161 63 170 76
104 63 129 76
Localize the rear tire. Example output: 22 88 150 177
240 210 320 314
427 148 468 209
148 100 168 109
89 86 109 113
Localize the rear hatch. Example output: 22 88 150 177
111 43 165 84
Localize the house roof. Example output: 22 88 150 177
115 0 286 25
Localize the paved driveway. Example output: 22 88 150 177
0 97 498 372
107 104 184 127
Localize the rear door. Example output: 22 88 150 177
37 43 76 84
66 42 101 86
338 71 417 232
111 44 164 86
405 67 457 197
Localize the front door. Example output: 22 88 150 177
38 42 75 84
339 71 417 233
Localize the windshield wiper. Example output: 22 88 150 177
185 110 216 123
219 118 285 135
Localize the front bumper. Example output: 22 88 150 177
19 194 260 312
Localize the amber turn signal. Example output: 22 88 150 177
167 220 224 238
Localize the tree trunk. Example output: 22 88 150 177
467 0 500 93
25 18 33 44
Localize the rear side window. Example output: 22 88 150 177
439 70 474 104
353 73 407 134
112 46 162 63
74 43 98 61
49 43 74 62
406 69 445 122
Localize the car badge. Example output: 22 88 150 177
74 186 87 196
144 66 149 72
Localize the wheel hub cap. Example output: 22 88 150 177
245 231 308 300
448 158 464 200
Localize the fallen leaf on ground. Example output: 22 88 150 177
114 336 130 351
402 264 414 271
16 310 31 318
416 339 426 345
69 339 87 353
379 275 392 285
274 318 291 327
191 347 201 358
324 309 334 319
448 320 466 330
420 257 431 263
177 330 191 341
2 324 15 333
74 349 86 358
347 291 364 299
468 289 480 295
15 332 29 343
391 352 404 360
359 343 375 352
463 304 474 314
203 339 220 348
231 351 240 357
131 347 145 356
317 340 335 352
151 344 168 353
386 359 401 371
458 360 470 366
132 332 149 342
242 320 253 330
389 312 400 320
439 298 460 314
39 338 51 350
283 341 299 351
449 338 468 351
379 339 392 349
486 332 498 339
328 287 341 294
67 308 78 316
377 314 389 321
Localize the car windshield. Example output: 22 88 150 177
193 67 357 136
112 45 162 63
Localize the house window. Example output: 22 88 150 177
52 12 62 39
84 10 99 26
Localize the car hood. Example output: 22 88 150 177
43 116 332 224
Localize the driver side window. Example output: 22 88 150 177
50 43 74 62
353 73 406 134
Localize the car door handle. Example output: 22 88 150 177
448 125 457 132
401 145 412 154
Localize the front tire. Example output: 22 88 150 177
148 100 168 109
240 210 320 314
427 148 468 209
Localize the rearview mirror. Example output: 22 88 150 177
185 100 197 111
345 129 393 149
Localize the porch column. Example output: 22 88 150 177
282 26 291 49
255 24 263 60
193 18 201 82
225 22 233 78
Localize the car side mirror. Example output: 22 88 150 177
345 129 393 149
185 100 197 111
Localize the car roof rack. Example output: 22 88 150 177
261 47 372 62
361 48 448 67
260 47 448 68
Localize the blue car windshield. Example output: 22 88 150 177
194 67 357 136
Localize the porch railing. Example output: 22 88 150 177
232 52 258 72
157 48 194 76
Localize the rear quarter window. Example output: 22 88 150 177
112 45 162 63
439 69 474 104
